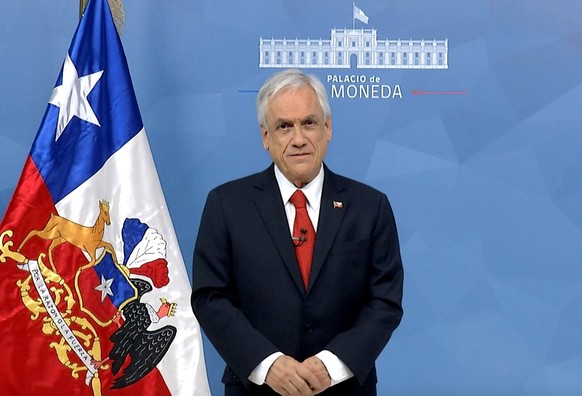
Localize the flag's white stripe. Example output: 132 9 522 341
57 129 210 395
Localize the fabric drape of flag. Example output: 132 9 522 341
353 4 369 24
0 0 210 395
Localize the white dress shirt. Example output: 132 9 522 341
247 165 354 387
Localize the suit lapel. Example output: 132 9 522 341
252 165 348 294
252 166 306 293
309 167 347 292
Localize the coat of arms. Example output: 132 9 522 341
0 200 178 395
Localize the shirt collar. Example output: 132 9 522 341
274 164 324 211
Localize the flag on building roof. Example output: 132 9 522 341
0 0 210 394
353 3 369 24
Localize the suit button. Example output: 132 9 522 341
304 324 313 333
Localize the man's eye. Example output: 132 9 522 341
277 123 291 131
303 119 317 127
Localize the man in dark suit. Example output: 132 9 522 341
192 69 403 396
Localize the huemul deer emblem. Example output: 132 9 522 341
18 200 118 272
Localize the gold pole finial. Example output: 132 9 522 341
79 0 125 34
79 0 89 19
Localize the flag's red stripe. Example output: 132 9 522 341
1 156 56 246
0 157 172 395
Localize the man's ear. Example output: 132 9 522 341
261 126 269 150
325 116 332 142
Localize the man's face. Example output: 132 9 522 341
261 85 332 188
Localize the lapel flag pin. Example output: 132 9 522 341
333 201 344 209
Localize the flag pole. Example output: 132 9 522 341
352 3 355 29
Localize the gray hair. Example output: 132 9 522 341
256 69 331 127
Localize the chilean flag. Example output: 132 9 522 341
0 0 210 394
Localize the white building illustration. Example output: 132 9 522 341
259 6 448 70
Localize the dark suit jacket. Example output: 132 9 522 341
192 164 403 395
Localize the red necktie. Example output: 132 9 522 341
290 190 316 289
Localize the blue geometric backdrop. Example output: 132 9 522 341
1 1 581 395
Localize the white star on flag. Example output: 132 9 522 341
94 275 114 302
49 53 103 141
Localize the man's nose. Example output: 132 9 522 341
291 124 308 145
